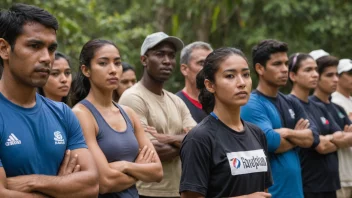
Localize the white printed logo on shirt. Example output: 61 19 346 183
288 109 295 119
54 131 65 145
320 117 329 125
5 133 21 146
226 149 268 176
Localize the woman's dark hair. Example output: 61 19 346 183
288 53 314 83
38 52 71 104
196 47 248 114
316 55 339 76
70 39 118 106
0 3 58 66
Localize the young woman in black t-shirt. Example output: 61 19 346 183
180 47 272 198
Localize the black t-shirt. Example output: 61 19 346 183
176 91 207 123
288 94 341 192
179 115 273 198
310 95 352 129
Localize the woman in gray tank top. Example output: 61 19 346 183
71 39 163 198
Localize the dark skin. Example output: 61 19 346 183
140 41 191 161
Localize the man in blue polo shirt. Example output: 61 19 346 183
0 4 98 197
241 39 316 198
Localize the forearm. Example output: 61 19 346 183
152 140 179 161
332 132 352 148
0 189 49 198
286 129 313 148
100 169 137 194
275 138 296 153
30 171 98 198
315 135 338 154
156 134 185 148
123 162 163 182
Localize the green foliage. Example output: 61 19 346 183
1 0 352 93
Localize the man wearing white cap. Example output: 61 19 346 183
332 59 352 120
332 58 352 198
119 32 196 197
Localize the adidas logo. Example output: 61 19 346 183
5 133 21 146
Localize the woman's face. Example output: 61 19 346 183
88 44 122 91
209 54 252 108
43 57 72 101
290 58 319 90
117 69 137 96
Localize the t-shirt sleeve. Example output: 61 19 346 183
63 105 87 150
179 137 211 195
0 114 3 167
260 130 273 189
241 98 281 153
119 92 149 126
177 97 197 129
292 99 320 148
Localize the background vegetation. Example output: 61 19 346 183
1 0 352 93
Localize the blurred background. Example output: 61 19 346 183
1 0 352 93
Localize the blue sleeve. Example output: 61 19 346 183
292 99 320 148
63 105 87 150
241 96 281 153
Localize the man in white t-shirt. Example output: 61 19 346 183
331 58 352 198
332 59 352 120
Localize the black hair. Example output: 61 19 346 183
0 3 58 66
38 52 71 104
122 62 135 73
288 53 314 83
316 55 339 76
196 47 248 114
252 39 288 75
70 39 118 106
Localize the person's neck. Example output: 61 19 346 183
182 81 199 101
337 85 351 98
86 86 114 108
0 72 37 108
141 74 164 95
213 101 243 132
314 88 330 103
257 80 280 97
291 85 310 102
45 92 62 102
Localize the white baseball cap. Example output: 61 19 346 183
309 49 330 60
337 59 352 74
140 32 184 55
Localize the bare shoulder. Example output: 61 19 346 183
72 103 93 120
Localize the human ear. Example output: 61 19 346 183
289 71 296 82
0 39 11 64
255 63 265 76
180 64 188 76
81 65 91 78
204 79 215 93
140 55 147 67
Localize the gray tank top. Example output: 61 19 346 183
80 100 139 198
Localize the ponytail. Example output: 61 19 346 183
196 69 215 114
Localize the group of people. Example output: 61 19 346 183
1 3 352 198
